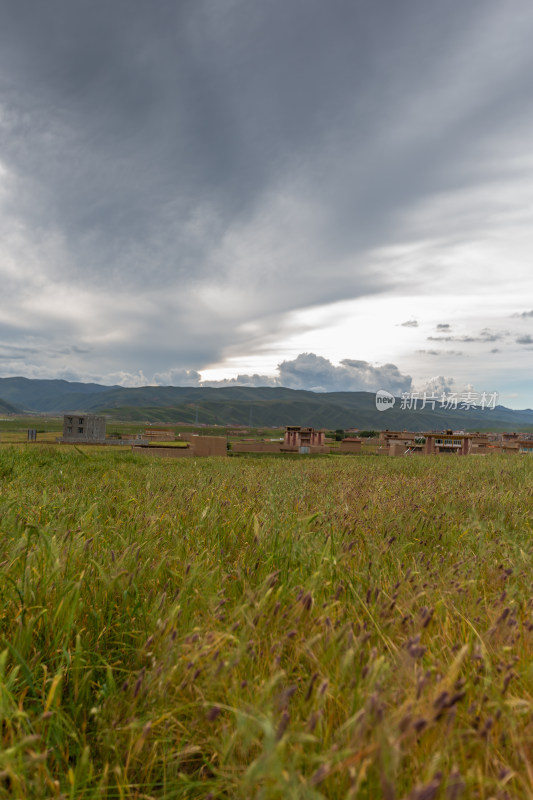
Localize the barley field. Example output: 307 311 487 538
1 447 533 798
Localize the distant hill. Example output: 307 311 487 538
98 395 533 431
0 397 20 415
0 377 116 411
1 376 533 431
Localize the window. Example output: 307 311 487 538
78 427 84 434
79 418 84 425
435 439 443 445
453 440 462 446
444 439 452 445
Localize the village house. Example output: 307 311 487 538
339 437 363 453
379 430 417 446
469 433 491 454
61 414 106 443
132 435 227 458
283 426 325 448
519 440 533 453
143 428 175 441
423 431 472 455
386 431 474 456
282 426 328 453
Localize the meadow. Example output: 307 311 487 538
1 447 533 798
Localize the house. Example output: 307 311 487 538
378 430 417 447
502 432 520 442
423 431 472 455
283 426 325 448
132 435 227 458
339 437 362 453
388 440 425 456
519 440 533 454
470 433 492 454
144 428 175 441
62 414 106 443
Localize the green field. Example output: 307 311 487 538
1 447 533 798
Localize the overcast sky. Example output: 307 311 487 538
1 0 533 406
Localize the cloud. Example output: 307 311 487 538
512 310 533 318
418 375 456 395
151 368 202 386
427 328 506 343
516 334 533 345
169 353 413 393
417 349 463 356
276 353 412 394
436 323 451 330
200 373 279 388
400 319 419 327
427 336 474 342
106 371 152 388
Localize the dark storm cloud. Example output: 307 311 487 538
1 0 533 382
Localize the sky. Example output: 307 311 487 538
1 0 533 407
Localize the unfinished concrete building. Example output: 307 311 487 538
62 414 106 443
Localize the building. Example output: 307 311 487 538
284 426 325 448
470 433 491 454
519 440 533 454
132 435 227 458
339 437 362 453
231 441 283 453
385 430 474 456
423 431 472 455
389 440 424 456
62 414 106 443
379 430 417 447
143 428 175 441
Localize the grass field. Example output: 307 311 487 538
1 447 533 798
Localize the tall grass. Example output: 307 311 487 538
1 447 533 798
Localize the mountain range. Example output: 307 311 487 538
1 376 532 431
